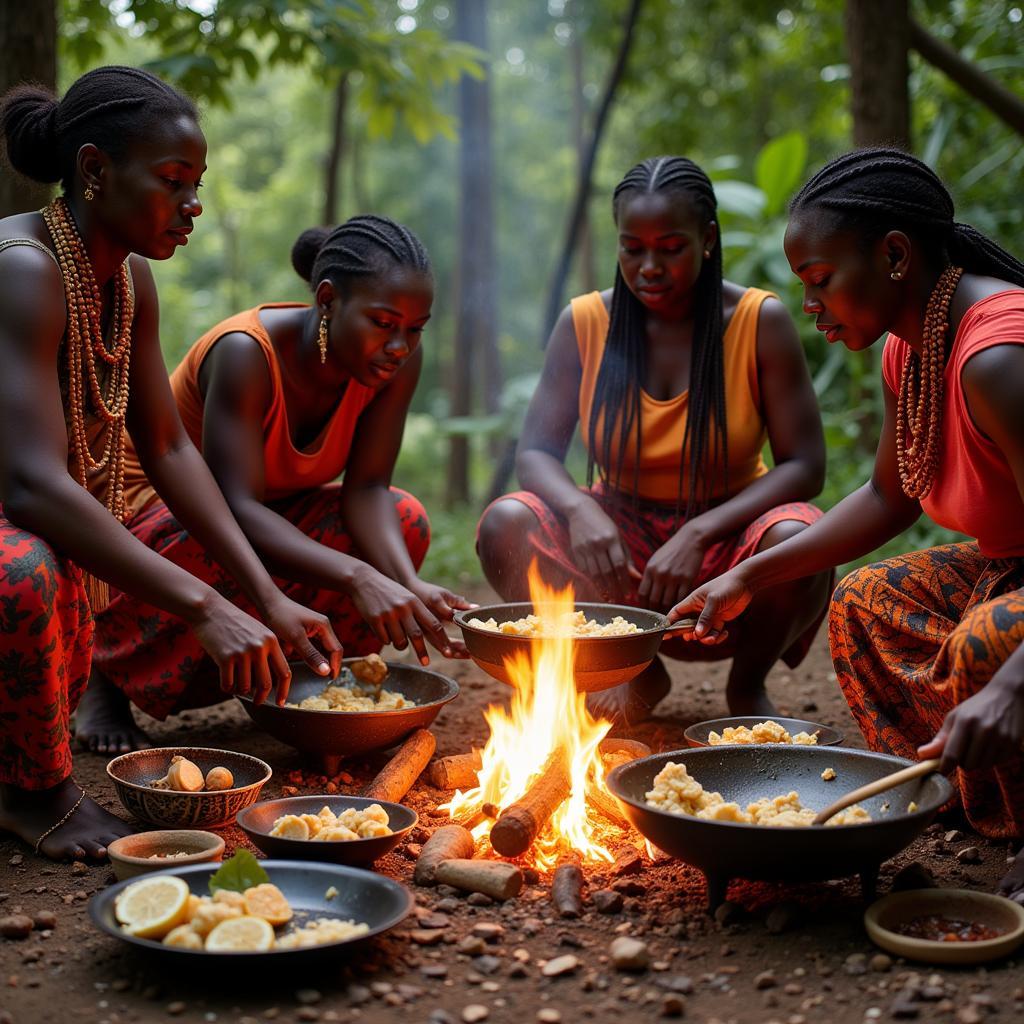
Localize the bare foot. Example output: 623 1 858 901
725 683 777 717
0 779 133 862
74 671 151 754
587 657 672 726
997 844 1024 905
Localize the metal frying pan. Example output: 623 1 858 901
454 601 691 693
606 745 953 911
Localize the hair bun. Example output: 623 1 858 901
0 84 61 183
291 226 332 283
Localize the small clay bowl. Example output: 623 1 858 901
107 747 272 828
237 795 417 867
107 830 225 882
683 715 843 748
865 888 1024 965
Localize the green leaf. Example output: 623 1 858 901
754 131 808 218
713 181 767 220
208 850 269 895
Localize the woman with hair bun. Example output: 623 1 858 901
671 148 1024 901
478 156 831 724
88 215 470 752
0 67 341 861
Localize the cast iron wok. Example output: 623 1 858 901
237 659 458 773
606 745 953 911
454 602 690 692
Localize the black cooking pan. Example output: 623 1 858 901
454 602 692 692
606 745 953 911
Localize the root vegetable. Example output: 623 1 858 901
151 756 204 792
204 767 234 791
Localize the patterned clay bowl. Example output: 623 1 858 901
107 829 225 881
106 747 272 828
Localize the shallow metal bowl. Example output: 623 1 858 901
237 795 417 867
683 715 844 748
454 601 670 692
606 745 953 910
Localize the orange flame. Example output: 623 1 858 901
445 562 617 869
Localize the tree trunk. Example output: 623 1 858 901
909 18 1024 138
322 72 349 225
540 0 644 345
0 0 57 217
449 0 500 506
844 0 910 149
570 4 596 294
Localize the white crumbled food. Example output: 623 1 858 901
275 917 369 948
908 801 919 813
325 886 338 901
644 761 871 827
707 719 818 746
287 684 412 713
821 767 836 781
466 609 641 638
269 803 392 841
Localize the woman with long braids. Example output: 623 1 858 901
478 156 831 723
670 148 1024 901
0 67 341 861
85 216 472 752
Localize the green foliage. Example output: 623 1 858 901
208 850 269 894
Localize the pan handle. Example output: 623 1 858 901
661 617 699 640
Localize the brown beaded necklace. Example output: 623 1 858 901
895 263 963 500
41 196 134 524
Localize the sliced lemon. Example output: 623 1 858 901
243 883 293 926
205 914 275 952
115 875 191 940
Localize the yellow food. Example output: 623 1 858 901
270 804 392 842
275 918 370 948
821 767 836 781
350 653 388 684
467 609 641 638
205 915 275 953
707 720 818 746
268 814 310 840
287 683 412 712
115 875 191 940
204 766 234 791
212 889 246 910
188 898 242 937
243 883 293 926
163 924 204 950
645 762 870 827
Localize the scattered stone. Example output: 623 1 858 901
8 856 23 867
956 1007 983 1024
610 936 649 972
0 916 33 940
656 976 694 995
713 901 744 926
419 912 451 929
592 890 624 914
297 1009 320 1022
944 830 965 843
459 936 487 956
660 994 685 1018
69 861 88 877
891 862 936 891
32 911 56 931
611 879 645 896
467 893 493 907
295 990 321 1006
347 984 372 1005
410 929 446 946
612 850 642 877
843 953 868 976
869 953 892 972
955 846 981 864
537 1010 561 1023
754 970 777 990
462 1006 489 1024
429 1011 456 1024
890 995 920 1020
167 1002 187 1016
765 902 800 935
542 955 580 977
473 955 502 976
558 930 584 948
420 964 448 979
472 922 505 943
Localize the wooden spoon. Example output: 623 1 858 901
661 617 699 640
812 758 942 826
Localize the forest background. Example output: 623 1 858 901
3 0 1023 590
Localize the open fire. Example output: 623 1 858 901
443 563 633 870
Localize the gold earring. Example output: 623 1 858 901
890 270 902 281
318 316 329 364
84 185 95 201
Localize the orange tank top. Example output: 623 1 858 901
882 289 1024 558
575 288 772 503
122 303 377 514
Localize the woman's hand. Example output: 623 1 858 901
666 566 755 645
639 525 707 611
349 566 466 664
566 501 638 600
405 578 473 658
918 658 1024 772
190 593 340 708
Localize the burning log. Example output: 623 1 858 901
429 751 483 791
489 747 571 858
363 728 436 803
452 801 499 832
434 859 523 901
587 784 630 830
551 862 584 918
413 824 475 886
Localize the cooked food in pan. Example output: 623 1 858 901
707 720 818 746
466 609 642 638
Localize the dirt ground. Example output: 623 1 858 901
2 597 1023 1024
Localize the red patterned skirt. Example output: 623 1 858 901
0 509 94 789
92 485 430 721
480 488 827 666
830 543 1024 839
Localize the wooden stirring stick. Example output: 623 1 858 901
812 758 942 826
662 617 699 640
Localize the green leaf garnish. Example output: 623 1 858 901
208 850 269 895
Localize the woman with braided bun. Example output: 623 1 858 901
0 67 341 862
478 156 831 724
87 215 472 752
670 148 1024 900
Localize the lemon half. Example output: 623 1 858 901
205 915 275 952
115 875 191 940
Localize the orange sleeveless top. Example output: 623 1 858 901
123 303 377 514
575 288 772 503
882 289 1024 558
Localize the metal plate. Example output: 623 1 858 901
89 859 413 965
683 716 844 748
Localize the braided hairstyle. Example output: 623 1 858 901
790 147 1024 286
291 214 431 296
0 66 197 192
587 156 727 520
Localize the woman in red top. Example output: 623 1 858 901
670 149 1024 901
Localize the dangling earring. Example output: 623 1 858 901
84 185 95 201
703 249 711 259
318 316 329 364
890 270 903 281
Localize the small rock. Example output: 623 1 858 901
297 1009 320 1022
467 893 493 907
955 846 981 864
339 771 354 784
660 994 685 1018
419 913 450 929
542 954 580 977
435 897 461 912
473 956 502 976
462 1006 489 1024
167 1002 187 1016
869 953 892 972
429 1011 457 1024
295 989 322 1006
347 984 372 1005
713 901 744 926
32 912 56 931
890 996 920 1019
537 1011 561 1023
765 902 800 935
611 879 645 896
592 890 624 914
69 861 88 876
656 976 694 995
754 970 777 990
956 1007 983 1024
944 829 965 843
0 916 33 940
611 850 642 877
472 923 505 943
843 953 868 976
891 862 936 891
410 929 446 946
420 965 448 979
610 936 649 972
8 856 23 867
458 936 486 956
